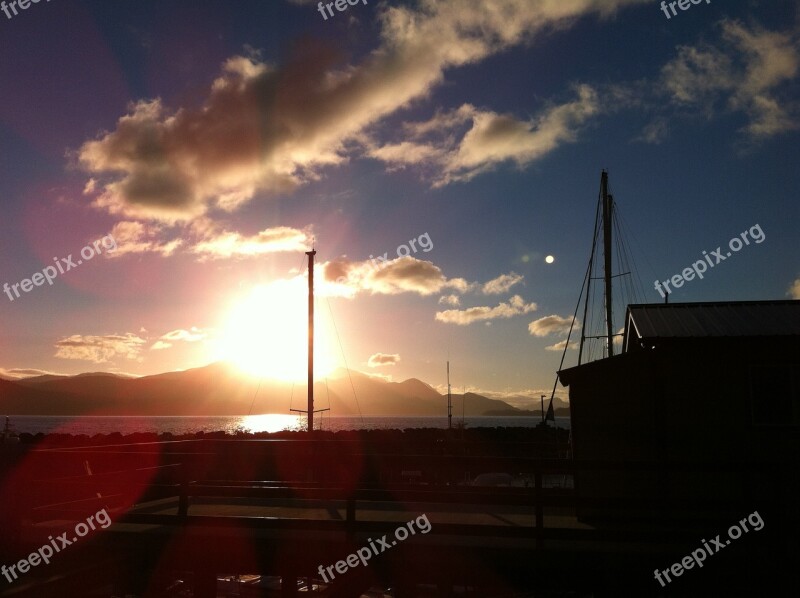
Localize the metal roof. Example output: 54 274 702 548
625 300 800 340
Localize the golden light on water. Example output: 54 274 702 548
239 413 303 433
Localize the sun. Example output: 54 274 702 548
216 277 338 382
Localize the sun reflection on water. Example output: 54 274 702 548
238 413 304 434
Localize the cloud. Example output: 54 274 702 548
0 368 68 380
528 314 575 337
78 0 650 220
789 278 800 299
191 226 312 260
150 327 210 350
105 219 311 261
634 117 670 144
368 86 601 186
367 353 401 367
545 339 579 352
435 295 537 325
54 334 147 363
107 221 183 257
438 294 461 306
482 272 524 295
660 20 800 138
321 256 471 297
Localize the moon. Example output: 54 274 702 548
545 255 555 264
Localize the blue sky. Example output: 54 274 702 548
0 0 798 407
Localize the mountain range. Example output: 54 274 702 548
0 363 570 417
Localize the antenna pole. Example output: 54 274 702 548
307 249 316 433
601 171 614 357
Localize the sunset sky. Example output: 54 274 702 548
1 0 798 406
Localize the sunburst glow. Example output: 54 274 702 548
217 277 338 382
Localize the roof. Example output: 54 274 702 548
624 300 800 347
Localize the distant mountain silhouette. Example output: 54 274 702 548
0 362 567 417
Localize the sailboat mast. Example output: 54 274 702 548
447 361 452 430
601 171 614 357
307 249 316 433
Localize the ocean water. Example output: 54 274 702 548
6 415 570 436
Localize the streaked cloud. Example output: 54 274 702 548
191 226 312 260
0 368 67 380
545 339 579 352
151 327 210 351
369 87 600 186
482 272 524 295
107 221 183 257
54 334 147 363
107 220 311 261
435 295 537 325
78 0 650 220
660 20 800 138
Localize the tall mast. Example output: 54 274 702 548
447 361 452 430
601 171 614 357
307 249 316 433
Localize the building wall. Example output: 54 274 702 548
564 337 799 520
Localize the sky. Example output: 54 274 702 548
0 0 798 407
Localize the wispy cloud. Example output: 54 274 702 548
107 221 183 257
368 87 601 186
77 0 650 220
150 327 210 351
659 20 800 139
436 295 537 325
438 294 461 307
191 226 312 260
0 368 68 380
106 220 311 261
54 334 147 363
482 272 524 295
545 339 579 352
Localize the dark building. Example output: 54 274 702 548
558 300 800 520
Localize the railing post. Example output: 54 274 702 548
346 496 356 540
178 463 188 516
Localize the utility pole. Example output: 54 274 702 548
291 249 328 432
307 249 315 432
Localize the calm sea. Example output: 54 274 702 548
6 415 570 436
